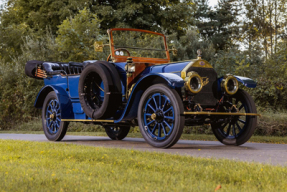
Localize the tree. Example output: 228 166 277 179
56 8 102 62
168 28 216 62
194 0 241 51
1 0 194 35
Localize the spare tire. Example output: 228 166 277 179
84 61 122 97
78 62 120 119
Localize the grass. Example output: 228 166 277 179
1 140 287 192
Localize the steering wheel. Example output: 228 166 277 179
107 48 131 61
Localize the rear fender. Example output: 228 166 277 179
34 85 74 119
115 73 185 123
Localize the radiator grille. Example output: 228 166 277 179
186 67 218 106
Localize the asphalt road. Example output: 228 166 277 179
1 133 287 166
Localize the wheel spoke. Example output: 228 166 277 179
235 99 239 104
145 113 152 116
239 104 244 111
236 122 242 131
146 120 155 126
158 95 161 109
164 116 174 120
163 120 172 129
151 123 157 134
161 123 167 135
226 124 231 136
148 104 156 112
232 124 236 137
238 119 246 124
48 121 52 128
153 97 158 110
162 98 168 110
158 124 161 137
220 122 228 130
164 107 172 114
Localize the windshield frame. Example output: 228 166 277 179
108 28 170 64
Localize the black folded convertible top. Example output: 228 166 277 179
25 60 44 79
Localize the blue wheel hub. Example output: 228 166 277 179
143 93 175 141
46 99 61 134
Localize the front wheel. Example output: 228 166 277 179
42 91 69 141
104 126 130 140
211 89 257 146
137 84 185 148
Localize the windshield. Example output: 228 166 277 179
111 30 168 59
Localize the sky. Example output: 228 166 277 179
209 0 219 8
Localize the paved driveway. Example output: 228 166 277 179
1 134 287 166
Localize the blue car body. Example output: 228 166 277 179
34 60 257 123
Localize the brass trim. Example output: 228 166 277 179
221 75 239 95
61 119 115 122
183 112 261 117
181 59 213 79
185 72 203 94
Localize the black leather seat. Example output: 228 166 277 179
42 62 85 75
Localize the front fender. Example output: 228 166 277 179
218 76 257 88
234 76 257 88
34 85 74 119
114 73 185 123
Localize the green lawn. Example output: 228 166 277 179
0 140 287 192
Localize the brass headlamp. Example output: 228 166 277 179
185 71 203 94
221 74 239 95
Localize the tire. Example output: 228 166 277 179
211 89 257 146
78 62 120 119
42 91 69 141
104 126 130 140
137 84 185 148
84 61 122 96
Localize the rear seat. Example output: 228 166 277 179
42 61 86 75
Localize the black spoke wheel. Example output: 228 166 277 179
138 84 185 148
42 91 69 141
104 126 130 140
211 89 257 146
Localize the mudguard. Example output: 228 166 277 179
115 73 185 123
218 76 257 89
34 85 74 119
234 76 257 88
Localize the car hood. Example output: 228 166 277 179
143 59 213 78
114 59 213 79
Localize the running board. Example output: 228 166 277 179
183 112 261 117
61 119 115 123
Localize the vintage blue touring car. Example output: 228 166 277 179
25 28 260 148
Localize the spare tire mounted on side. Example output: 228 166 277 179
78 62 122 119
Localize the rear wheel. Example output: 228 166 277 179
137 84 185 148
104 126 130 140
211 89 257 146
42 91 69 141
